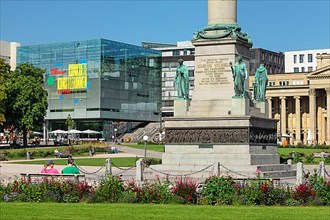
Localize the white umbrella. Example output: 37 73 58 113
82 129 101 139
48 129 67 134
67 129 82 134
82 129 101 134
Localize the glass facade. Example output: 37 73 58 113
17 39 162 138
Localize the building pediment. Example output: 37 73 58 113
307 65 330 79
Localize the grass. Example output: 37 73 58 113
9 157 139 167
277 147 330 157
1 203 329 220
121 143 165 152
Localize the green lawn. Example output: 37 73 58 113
277 147 330 157
1 203 329 220
121 143 164 152
10 157 139 167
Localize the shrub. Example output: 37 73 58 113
144 158 162 166
201 176 236 205
94 175 124 202
171 177 198 204
293 183 315 205
293 153 303 163
125 177 174 204
324 156 330 164
305 154 314 164
307 172 330 205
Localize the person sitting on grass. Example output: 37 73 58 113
41 160 59 174
61 158 80 174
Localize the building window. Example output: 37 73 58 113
173 50 180 56
301 67 305 72
299 54 304 63
308 54 313 63
293 55 297 63
308 66 313 72
268 81 275 87
251 51 256 59
294 67 299 73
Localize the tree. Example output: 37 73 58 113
66 114 75 130
0 59 10 126
3 63 48 147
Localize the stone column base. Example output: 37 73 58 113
231 98 249 116
174 99 191 117
255 101 268 114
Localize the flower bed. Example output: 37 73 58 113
1 174 329 206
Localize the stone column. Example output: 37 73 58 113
309 88 316 144
303 130 307 145
294 96 301 144
267 97 272 118
326 88 330 145
280 96 287 136
208 0 237 25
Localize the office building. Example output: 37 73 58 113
17 38 162 138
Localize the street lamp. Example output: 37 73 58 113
143 135 149 161
114 128 118 143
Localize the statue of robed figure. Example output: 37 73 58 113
230 55 248 98
174 59 189 99
253 64 268 102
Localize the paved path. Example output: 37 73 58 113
0 145 163 184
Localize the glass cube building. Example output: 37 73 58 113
17 39 162 138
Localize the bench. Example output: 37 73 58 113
20 173 86 184
313 152 330 158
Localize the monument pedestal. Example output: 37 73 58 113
174 99 191 117
152 0 295 179
255 101 268 116
231 98 250 115
152 116 295 178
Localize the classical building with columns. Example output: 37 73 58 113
250 54 330 145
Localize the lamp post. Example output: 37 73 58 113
114 128 117 143
143 135 149 161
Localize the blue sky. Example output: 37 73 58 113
0 0 329 52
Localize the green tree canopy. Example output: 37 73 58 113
3 63 48 147
0 59 11 126
66 114 75 130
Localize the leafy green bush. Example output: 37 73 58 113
305 155 314 164
94 175 124 202
307 172 330 205
201 176 236 205
144 158 162 166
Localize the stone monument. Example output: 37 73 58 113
152 0 294 178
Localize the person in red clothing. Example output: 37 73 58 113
41 160 59 174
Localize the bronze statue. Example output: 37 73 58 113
174 59 189 99
254 64 268 102
230 55 248 98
